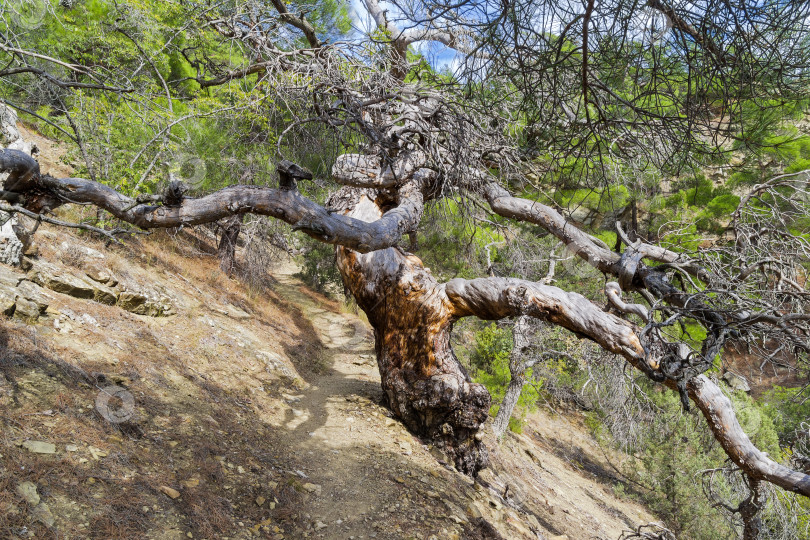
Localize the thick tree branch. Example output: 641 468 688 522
689 376 810 496
332 153 429 188
362 0 404 42
606 281 650 322
362 0 474 77
0 66 133 93
646 0 736 64
483 182 700 278
195 60 280 88
446 277 645 358
0 150 424 253
191 47 321 88
0 202 125 240
443 275 810 496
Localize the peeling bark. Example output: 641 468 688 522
333 189 491 474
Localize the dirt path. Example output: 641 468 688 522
264 263 405 538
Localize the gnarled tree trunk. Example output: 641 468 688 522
333 188 491 474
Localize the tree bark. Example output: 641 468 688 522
629 199 638 243
0 149 425 253
740 480 762 540
492 315 531 438
332 188 491 474
217 214 242 275
407 231 419 252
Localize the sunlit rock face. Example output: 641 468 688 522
0 104 37 266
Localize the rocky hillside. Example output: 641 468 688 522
0 221 662 540
0 120 662 540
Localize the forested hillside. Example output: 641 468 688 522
1 0 810 538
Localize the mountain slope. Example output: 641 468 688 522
0 224 660 539
0 123 661 539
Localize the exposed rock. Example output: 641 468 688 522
16 280 50 313
159 485 181 499
0 271 52 322
569 206 598 227
78 313 99 327
722 371 751 392
53 317 73 333
0 263 22 287
0 105 37 156
0 110 35 267
14 297 40 322
117 290 149 311
60 241 105 260
85 266 116 286
180 477 199 490
0 286 16 315
29 260 118 304
22 440 57 454
88 446 108 460
32 502 55 527
23 240 39 257
224 304 251 320
0 213 23 267
117 290 174 316
90 283 118 305
466 502 484 519
0 106 23 145
16 481 40 505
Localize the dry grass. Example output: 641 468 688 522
60 243 86 268
87 488 151 539
0 471 56 539
181 489 233 537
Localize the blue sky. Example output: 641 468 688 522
348 0 463 72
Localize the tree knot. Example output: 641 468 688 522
278 160 313 190
162 181 187 207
